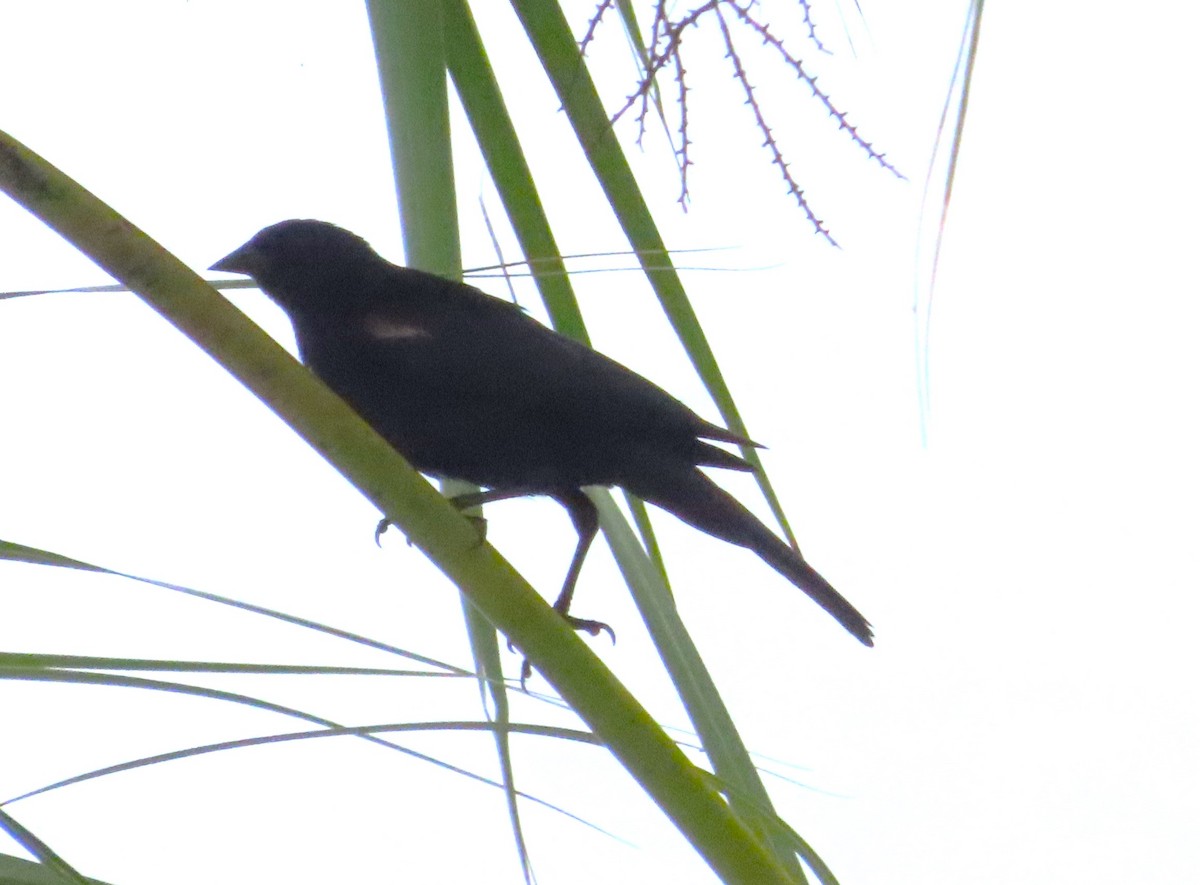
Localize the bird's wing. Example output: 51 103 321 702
428 296 750 446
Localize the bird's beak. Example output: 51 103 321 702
209 244 257 275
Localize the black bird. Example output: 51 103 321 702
211 220 873 647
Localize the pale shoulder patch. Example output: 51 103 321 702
365 314 434 341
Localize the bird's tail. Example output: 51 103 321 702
628 468 874 646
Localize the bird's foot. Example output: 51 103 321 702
515 611 616 690
374 517 396 547
562 614 616 645
463 514 488 544
374 513 487 548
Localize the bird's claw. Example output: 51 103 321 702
514 611 616 688
374 517 415 548
377 506 487 549
562 615 616 645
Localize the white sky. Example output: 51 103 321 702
1 2 1197 884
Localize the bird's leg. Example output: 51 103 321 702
448 488 529 510
449 488 537 544
519 488 615 687
377 485 612 685
375 488 527 546
551 489 614 642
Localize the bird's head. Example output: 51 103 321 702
210 219 384 311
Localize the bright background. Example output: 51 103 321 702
1 2 1197 883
